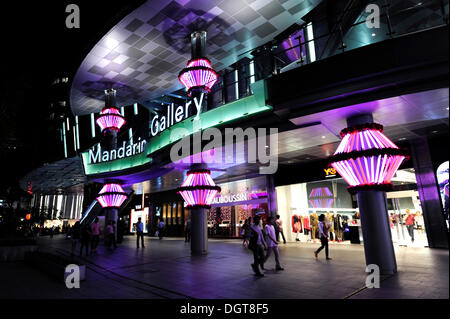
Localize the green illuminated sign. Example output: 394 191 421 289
81 80 271 176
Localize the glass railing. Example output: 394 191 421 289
211 0 448 108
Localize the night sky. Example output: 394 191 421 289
0 1 144 192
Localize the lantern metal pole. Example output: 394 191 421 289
191 206 208 255
347 114 397 275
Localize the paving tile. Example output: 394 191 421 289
0 235 447 299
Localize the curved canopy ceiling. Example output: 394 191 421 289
70 0 320 115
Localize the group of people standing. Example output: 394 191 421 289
241 215 284 277
241 213 333 277
70 218 118 256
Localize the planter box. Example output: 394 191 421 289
24 251 86 282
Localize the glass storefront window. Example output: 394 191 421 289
276 169 428 247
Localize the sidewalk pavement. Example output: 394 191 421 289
0 235 447 299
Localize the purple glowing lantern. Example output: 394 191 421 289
96 183 128 208
178 58 218 97
177 169 221 209
309 187 334 208
178 31 218 97
96 107 126 132
330 123 407 193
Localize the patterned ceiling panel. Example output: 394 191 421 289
70 0 321 115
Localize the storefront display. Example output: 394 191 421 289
207 176 268 238
276 178 358 243
129 207 149 233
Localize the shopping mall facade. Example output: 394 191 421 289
20 1 448 272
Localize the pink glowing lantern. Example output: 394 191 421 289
178 58 218 97
96 183 128 208
309 187 334 208
96 107 126 132
330 123 407 193
177 169 221 209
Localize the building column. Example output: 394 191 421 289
410 137 449 248
266 174 277 217
348 114 397 275
191 206 208 255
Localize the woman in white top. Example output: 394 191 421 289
264 216 284 271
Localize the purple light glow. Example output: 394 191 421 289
309 198 334 208
177 170 221 208
309 187 333 198
178 58 218 97
96 107 126 132
96 183 127 208
331 126 406 188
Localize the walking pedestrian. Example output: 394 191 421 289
242 217 251 248
264 216 284 270
405 210 416 243
136 217 145 248
248 215 267 277
105 221 117 249
71 221 81 256
157 219 165 240
90 217 101 253
275 215 286 244
184 218 191 242
79 224 91 256
314 214 332 260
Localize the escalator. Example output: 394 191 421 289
79 190 136 226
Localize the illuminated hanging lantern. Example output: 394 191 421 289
308 187 334 208
177 169 221 209
330 123 408 193
178 58 219 97
96 183 128 208
96 107 126 132
178 31 218 97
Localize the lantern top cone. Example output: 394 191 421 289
177 169 221 209
329 123 408 193
96 183 128 208
96 89 126 132
178 31 218 97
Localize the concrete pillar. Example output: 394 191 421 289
357 190 397 274
266 174 278 217
347 114 397 275
410 137 449 248
191 207 208 255
105 207 118 240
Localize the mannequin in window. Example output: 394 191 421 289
310 213 319 243
326 212 335 242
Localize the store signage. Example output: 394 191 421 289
88 138 147 164
324 167 337 178
150 93 204 137
212 192 249 204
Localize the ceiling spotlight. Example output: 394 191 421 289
321 136 326 139
371 33 376 37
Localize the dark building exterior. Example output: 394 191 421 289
19 0 449 269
